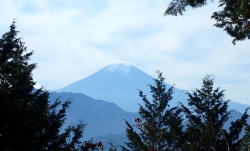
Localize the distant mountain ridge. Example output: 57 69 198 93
56 63 249 113
49 92 137 138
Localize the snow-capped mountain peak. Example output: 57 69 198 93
104 62 136 74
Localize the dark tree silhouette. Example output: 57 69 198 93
181 75 249 151
241 124 250 151
0 22 103 151
122 72 184 151
165 0 250 44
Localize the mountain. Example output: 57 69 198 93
56 63 249 113
49 92 137 138
56 63 185 112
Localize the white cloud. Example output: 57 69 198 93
0 0 249 105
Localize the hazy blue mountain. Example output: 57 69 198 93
56 63 249 113
49 92 137 138
57 63 155 112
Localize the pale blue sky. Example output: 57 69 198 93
0 0 249 105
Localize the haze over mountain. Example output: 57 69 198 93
57 63 249 113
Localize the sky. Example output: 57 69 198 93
0 0 249 105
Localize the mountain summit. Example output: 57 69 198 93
57 63 156 112
104 62 136 74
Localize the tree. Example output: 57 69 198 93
0 22 103 151
165 0 250 44
180 75 249 151
241 124 250 151
122 72 184 151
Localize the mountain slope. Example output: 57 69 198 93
56 63 249 113
49 92 137 138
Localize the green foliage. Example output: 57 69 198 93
122 72 184 151
181 75 249 151
0 22 103 151
165 0 250 44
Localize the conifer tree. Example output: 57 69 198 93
0 22 103 151
122 72 184 151
181 75 249 151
